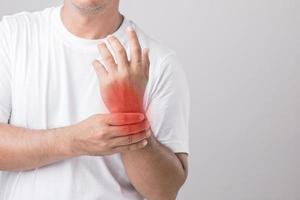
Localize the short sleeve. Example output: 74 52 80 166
0 18 12 123
145 53 190 154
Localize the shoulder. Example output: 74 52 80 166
0 7 57 33
134 23 176 61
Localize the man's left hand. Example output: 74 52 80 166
92 27 150 113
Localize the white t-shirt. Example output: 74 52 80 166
0 6 190 200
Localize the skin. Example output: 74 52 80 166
93 31 149 113
61 0 122 39
0 113 150 171
0 0 188 199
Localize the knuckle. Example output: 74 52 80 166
95 132 104 140
103 54 112 61
127 135 133 144
133 59 142 65
116 48 124 54
99 126 109 137
107 58 115 63
133 47 141 54
100 131 109 139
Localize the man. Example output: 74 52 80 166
0 0 190 199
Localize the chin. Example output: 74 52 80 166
71 0 109 10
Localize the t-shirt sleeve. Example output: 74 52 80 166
0 18 12 123
145 53 190 154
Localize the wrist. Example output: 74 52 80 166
121 132 158 157
45 126 78 158
147 134 160 149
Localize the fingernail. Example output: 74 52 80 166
139 114 145 120
146 130 151 137
143 140 148 146
127 26 134 32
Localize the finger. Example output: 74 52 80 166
126 26 142 66
107 35 129 71
109 120 150 137
142 48 150 78
112 139 148 152
98 42 117 72
92 59 108 79
111 130 151 147
105 113 145 126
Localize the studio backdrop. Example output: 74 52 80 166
1 0 299 199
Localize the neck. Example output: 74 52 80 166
61 2 123 40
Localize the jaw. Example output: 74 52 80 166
71 3 107 15
65 0 112 15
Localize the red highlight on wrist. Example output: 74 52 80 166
101 80 145 114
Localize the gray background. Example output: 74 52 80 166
1 0 299 199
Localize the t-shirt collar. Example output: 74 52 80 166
53 5 130 52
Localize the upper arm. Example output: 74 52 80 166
145 53 190 154
0 18 12 123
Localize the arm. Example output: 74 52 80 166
92 27 189 199
122 134 188 200
0 113 150 171
0 123 72 171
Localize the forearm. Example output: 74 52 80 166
121 134 187 200
0 123 73 171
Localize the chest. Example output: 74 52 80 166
10 38 107 129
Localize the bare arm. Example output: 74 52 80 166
122 133 188 200
0 123 72 171
92 27 189 199
0 113 150 171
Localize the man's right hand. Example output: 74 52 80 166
68 113 151 156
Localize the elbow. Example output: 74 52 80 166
149 187 182 200
165 169 188 199
156 188 181 200
148 173 188 200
